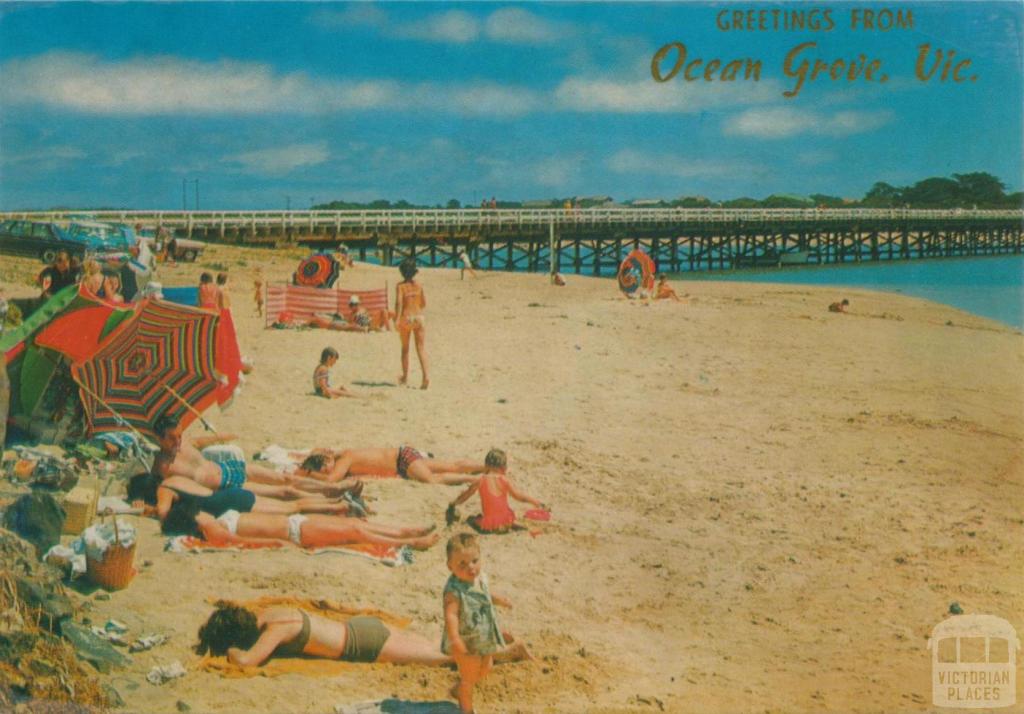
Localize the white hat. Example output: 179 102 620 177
348 294 360 305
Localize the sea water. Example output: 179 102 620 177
690 255 1024 330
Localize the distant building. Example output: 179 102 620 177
581 195 614 207
522 200 556 208
630 199 664 207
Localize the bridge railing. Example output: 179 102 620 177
2 207 1021 230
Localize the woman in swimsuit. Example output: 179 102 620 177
394 258 429 389
197 602 509 668
162 498 440 550
298 448 484 486
128 473 366 521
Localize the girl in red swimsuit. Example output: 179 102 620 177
446 449 545 532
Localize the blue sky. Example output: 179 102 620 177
0 2 1021 210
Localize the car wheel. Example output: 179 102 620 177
41 248 58 263
183 249 197 261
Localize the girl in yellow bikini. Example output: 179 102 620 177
395 258 429 389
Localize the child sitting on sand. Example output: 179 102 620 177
443 533 530 713
654 273 682 302
446 449 544 533
313 347 355 399
828 298 850 313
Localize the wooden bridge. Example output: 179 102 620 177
4 208 1022 274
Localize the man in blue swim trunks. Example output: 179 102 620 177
153 415 361 499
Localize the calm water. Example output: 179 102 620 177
689 256 1024 330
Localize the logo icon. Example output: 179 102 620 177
928 614 1019 708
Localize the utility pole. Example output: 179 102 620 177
193 179 199 211
182 179 187 210
286 196 291 211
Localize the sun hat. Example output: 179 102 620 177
348 295 360 305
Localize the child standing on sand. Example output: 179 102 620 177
313 347 355 399
253 271 264 317
395 258 429 389
198 272 218 309
446 449 545 532
443 533 528 714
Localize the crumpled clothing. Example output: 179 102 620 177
147 661 186 685
82 519 136 561
131 633 169 652
44 544 87 578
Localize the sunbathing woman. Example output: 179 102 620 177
298 448 484 486
196 601 529 668
128 473 368 522
162 498 440 550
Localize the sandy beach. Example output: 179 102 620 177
2 245 1022 713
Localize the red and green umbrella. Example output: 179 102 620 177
72 299 223 438
294 253 340 288
617 248 656 296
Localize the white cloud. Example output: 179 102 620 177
607 149 765 179
396 10 480 43
724 107 892 139
554 77 779 113
2 145 87 165
484 8 566 44
223 142 330 175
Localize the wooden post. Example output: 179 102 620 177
549 220 557 283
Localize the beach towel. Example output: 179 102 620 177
197 596 411 679
164 535 414 567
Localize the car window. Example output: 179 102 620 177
31 223 52 238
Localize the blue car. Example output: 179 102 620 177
0 219 135 262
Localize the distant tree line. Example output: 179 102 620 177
312 172 1021 211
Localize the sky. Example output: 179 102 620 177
0 1 1021 210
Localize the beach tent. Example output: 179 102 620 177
1 285 133 444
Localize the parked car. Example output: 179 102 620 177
138 233 206 262
0 219 134 262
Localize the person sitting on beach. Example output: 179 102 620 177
198 272 219 310
152 414 360 498
654 274 682 302
313 347 356 398
161 498 440 550
443 533 531 714
128 472 367 523
38 250 78 299
297 448 484 486
395 258 429 389
100 269 125 304
195 601 528 668
81 259 105 296
828 299 850 313
446 449 545 533
553 273 566 286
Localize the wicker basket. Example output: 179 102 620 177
85 517 137 591
63 484 99 535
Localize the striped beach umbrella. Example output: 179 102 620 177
617 248 656 296
72 298 223 438
294 253 340 288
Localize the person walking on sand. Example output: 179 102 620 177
458 246 477 280
395 258 429 389
443 533 531 713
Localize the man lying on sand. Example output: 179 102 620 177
128 472 367 523
153 415 361 498
161 498 440 550
195 601 530 668
297 447 484 486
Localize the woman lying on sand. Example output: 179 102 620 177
162 498 440 550
297 447 484 486
128 473 368 522
196 602 529 668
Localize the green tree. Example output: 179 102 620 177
902 177 961 207
862 181 903 207
446 199 461 209
952 172 1006 207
